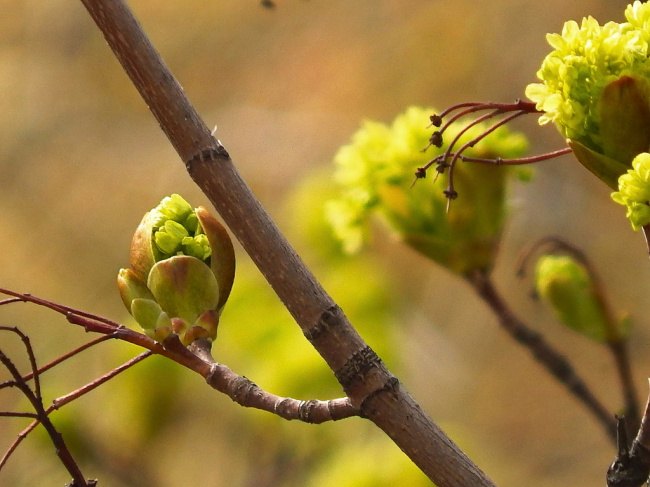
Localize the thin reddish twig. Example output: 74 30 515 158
0 346 90 486
416 101 567 203
20 335 113 383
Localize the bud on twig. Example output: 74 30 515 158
118 194 235 345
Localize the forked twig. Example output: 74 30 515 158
0 295 357 485
0 328 93 486
0 348 150 473
0 289 359 424
607 382 650 487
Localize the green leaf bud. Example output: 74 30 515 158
131 298 171 342
170 316 189 335
147 311 173 343
181 233 211 261
154 220 190 256
535 255 611 343
129 210 158 283
194 309 219 337
129 194 221 281
145 255 220 343
153 193 194 227
182 310 220 346
196 206 236 310
118 195 235 345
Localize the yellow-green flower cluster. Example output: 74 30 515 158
325 106 528 275
612 152 650 230
526 1 650 153
151 194 212 261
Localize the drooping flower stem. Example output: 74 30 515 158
465 269 617 443
431 100 538 130
643 225 650 255
517 236 640 437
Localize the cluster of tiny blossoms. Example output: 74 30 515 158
151 194 212 261
525 1 650 151
612 153 650 230
526 1 650 230
325 106 527 275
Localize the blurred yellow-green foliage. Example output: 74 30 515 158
2 1 650 486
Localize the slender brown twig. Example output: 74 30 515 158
0 412 38 419
0 327 41 399
19 335 113 384
0 289 359 424
52 350 153 409
0 330 92 486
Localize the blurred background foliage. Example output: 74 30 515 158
1 0 648 486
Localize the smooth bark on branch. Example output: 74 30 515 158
77 1 497 485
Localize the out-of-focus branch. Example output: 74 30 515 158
74 1 498 485
609 340 641 436
0 327 94 486
466 269 617 442
1 348 149 474
516 236 640 437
